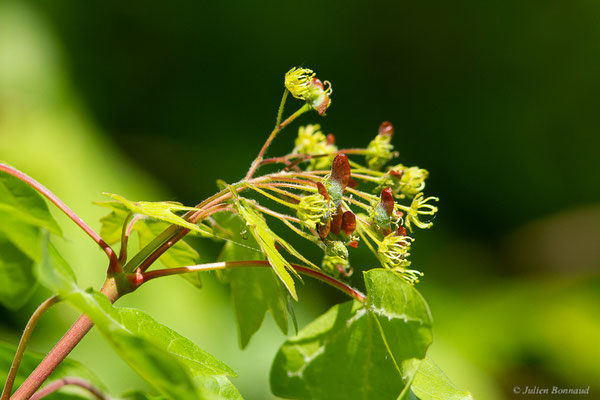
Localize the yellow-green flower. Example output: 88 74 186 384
366 134 394 170
378 232 413 269
297 192 336 230
382 164 428 197
285 67 316 100
404 192 438 230
377 232 423 284
285 67 332 115
293 124 338 170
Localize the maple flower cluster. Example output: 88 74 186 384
286 117 437 284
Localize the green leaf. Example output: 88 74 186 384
0 169 61 235
410 358 474 400
102 193 211 236
96 201 202 287
236 199 312 300
0 212 41 261
270 269 433 400
217 214 289 348
117 308 235 377
0 340 105 399
34 245 239 399
34 233 78 296
0 234 37 309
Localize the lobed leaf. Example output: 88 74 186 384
96 201 202 287
270 269 433 400
236 199 319 300
217 213 289 348
101 193 211 236
410 358 474 400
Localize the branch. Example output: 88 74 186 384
137 260 367 303
245 104 310 180
10 280 121 400
29 377 109 400
1 297 60 400
0 163 120 273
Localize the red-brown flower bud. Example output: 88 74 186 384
341 211 356 235
326 133 335 145
389 169 404 178
331 154 350 189
348 240 359 249
330 206 343 235
316 182 329 200
396 226 407 237
380 187 395 217
318 222 330 239
378 121 394 137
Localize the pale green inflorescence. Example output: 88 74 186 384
285 67 332 115
377 233 423 284
366 134 394 170
296 192 336 230
285 67 316 100
404 192 439 231
381 164 429 197
293 124 338 170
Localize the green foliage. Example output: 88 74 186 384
0 169 61 308
96 200 202 286
0 170 61 236
235 199 301 300
101 193 212 236
411 358 474 400
0 341 104 399
35 234 241 400
270 269 433 400
217 214 289 348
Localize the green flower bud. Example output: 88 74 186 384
365 122 395 170
369 188 396 231
321 253 352 278
325 240 349 259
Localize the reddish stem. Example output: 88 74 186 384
1 297 60 400
29 377 107 400
0 163 120 273
10 280 120 400
138 260 367 303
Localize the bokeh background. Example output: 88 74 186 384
1 1 600 399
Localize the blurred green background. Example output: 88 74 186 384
1 1 599 399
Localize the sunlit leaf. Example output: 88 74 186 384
410 357 474 400
0 169 62 236
270 269 433 400
217 213 289 348
101 193 211 236
0 340 105 399
96 201 202 287
0 213 41 261
0 234 37 309
235 199 319 300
